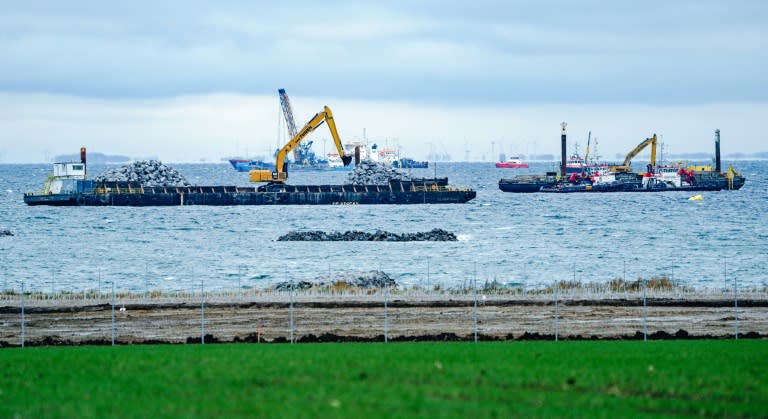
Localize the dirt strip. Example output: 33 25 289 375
1 296 766 346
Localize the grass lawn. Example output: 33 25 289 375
0 340 765 418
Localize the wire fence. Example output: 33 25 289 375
1 282 766 347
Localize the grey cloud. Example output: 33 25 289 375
0 1 766 103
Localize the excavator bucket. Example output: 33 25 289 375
342 155 353 166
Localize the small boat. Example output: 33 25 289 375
495 157 529 169
393 158 428 169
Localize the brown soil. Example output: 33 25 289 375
0 296 765 346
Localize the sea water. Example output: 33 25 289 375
0 161 766 293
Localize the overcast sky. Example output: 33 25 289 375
1 0 766 162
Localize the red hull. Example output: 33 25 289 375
495 162 529 168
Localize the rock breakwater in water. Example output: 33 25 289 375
94 160 191 187
273 270 396 291
277 228 457 241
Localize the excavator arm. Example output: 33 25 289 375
610 134 657 173
250 106 352 183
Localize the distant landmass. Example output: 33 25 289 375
53 152 131 164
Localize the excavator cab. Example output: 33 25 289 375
249 169 287 183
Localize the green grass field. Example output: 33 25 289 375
1 341 765 418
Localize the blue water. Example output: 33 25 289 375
1 161 766 293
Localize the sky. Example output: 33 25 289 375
0 0 766 163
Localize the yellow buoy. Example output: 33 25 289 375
688 194 703 201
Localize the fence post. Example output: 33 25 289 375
732 262 738 340
289 280 294 344
384 285 388 343
237 265 242 297
111 281 116 346
554 281 559 342
472 277 478 343
201 279 205 345
20 279 25 348
623 259 628 299
643 278 648 342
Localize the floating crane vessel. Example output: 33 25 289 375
499 126 745 193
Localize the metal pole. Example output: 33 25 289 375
145 263 149 302
473 276 478 343
20 279 25 348
111 281 116 346
98 267 101 299
643 278 648 342
201 279 205 345
427 259 430 292
3 251 7 292
238 265 242 295
623 259 627 298
289 280 294 344
732 261 738 340
554 282 559 342
384 285 388 343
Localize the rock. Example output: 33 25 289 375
277 228 457 241
273 280 314 291
346 159 411 185
93 160 191 187
272 270 397 290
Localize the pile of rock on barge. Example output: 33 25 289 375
23 152 476 206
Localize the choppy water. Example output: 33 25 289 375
1 161 766 293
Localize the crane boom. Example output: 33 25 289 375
610 134 657 173
249 106 353 183
278 89 300 160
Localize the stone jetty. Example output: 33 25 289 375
277 228 457 242
94 160 191 187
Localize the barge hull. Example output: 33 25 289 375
24 180 476 206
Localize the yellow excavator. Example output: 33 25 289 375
249 106 353 183
609 134 657 173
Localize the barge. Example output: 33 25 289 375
24 180 476 206
499 126 746 193
23 152 475 206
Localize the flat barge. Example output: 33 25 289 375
499 127 746 193
24 178 476 206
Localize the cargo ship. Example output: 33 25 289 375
23 150 476 206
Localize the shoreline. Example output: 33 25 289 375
1 290 766 346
